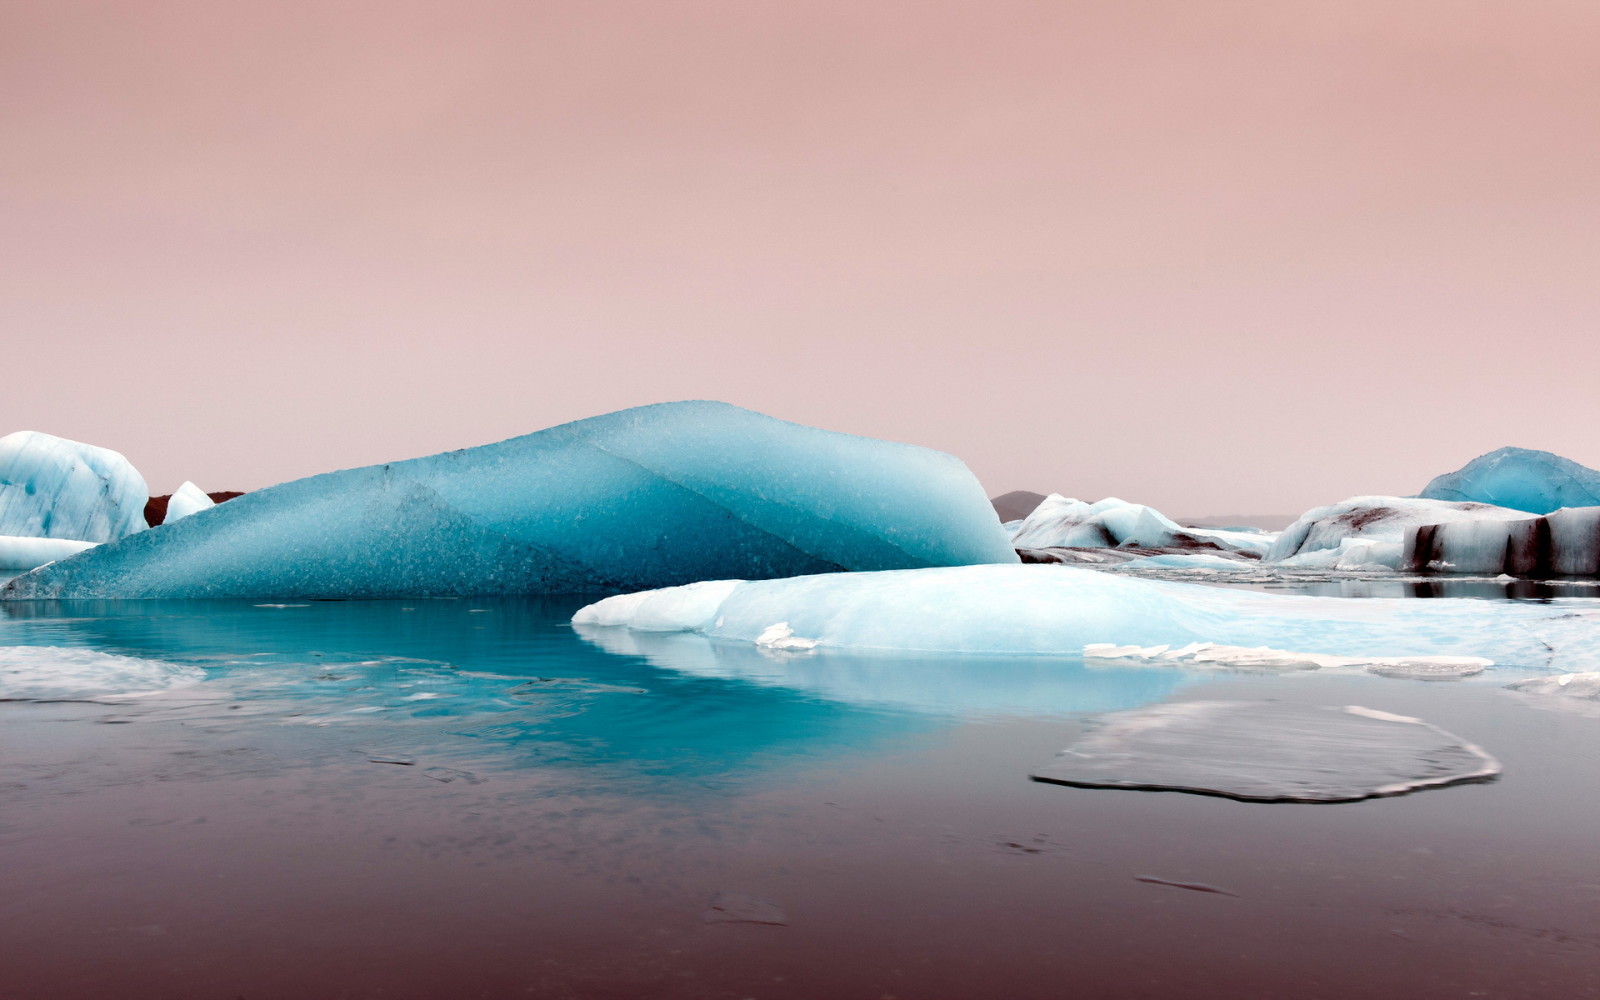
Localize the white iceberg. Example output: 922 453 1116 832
0 431 148 545
162 481 216 523
1422 446 1600 515
1406 507 1600 578
3 402 1016 599
573 564 1600 673
1009 495 1272 556
0 536 98 571
1265 496 1532 570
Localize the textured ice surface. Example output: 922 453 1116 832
163 481 215 523
2 402 1015 599
0 645 203 701
1266 496 1531 570
1406 507 1600 577
1082 642 1490 676
0 431 148 543
1030 701 1501 802
573 565 1600 673
1422 447 1600 515
0 536 97 570
1009 495 1271 556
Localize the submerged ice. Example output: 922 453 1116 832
3 402 1016 599
1029 701 1501 803
0 645 203 701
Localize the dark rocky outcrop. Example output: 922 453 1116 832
145 491 245 527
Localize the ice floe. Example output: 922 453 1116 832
1082 642 1490 677
0 646 203 701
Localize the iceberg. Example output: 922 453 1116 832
2 402 1016 599
0 536 98 571
573 564 1600 673
0 431 148 544
1008 495 1272 556
1405 506 1600 577
1029 701 1500 803
162 481 216 524
1421 446 1600 514
1265 496 1531 570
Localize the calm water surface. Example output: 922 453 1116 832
3 593 1600 999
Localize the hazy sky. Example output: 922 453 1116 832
5 0 1598 515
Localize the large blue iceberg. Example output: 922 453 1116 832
1421 447 1600 514
0 431 149 570
2 402 1016 599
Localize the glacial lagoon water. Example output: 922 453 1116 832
5 590 1600 998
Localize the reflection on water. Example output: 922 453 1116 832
0 597 1181 787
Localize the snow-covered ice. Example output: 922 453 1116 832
0 536 98 571
1265 496 1532 570
0 431 148 544
2 402 1016 599
573 564 1600 674
1029 700 1501 802
1422 446 1600 514
163 481 215 523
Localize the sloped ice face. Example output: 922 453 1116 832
1029 701 1501 802
1265 496 1531 570
0 431 149 543
163 481 215 523
3 402 1016 600
1421 446 1600 515
573 564 1600 673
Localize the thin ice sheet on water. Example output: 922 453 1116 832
0 646 203 701
1083 642 1490 678
1030 700 1501 803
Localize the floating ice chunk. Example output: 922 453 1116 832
1029 700 1501 802
1083 642 1491 677
573 579 741 631
754 622 818 650
1506 672 1600 700
0 645 203 701
0 535 98 571
0 431 148 544
1267 496 1531 569
162 481 215 523
1010 495 1269 555
4 402 1015 600
1421 446 1600 515
1113 553 1259 573
574 565 1600 673
1406 507 1600 577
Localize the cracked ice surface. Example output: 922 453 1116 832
3 402 1015 599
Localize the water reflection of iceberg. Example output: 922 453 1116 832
574 623 1184 718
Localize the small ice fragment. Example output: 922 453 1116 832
701 892 789 926
423 767 483 784
362 752 415 765
1135 876 1239 897
1084 642 1491 676
755 622 819 651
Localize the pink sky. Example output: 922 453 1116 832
5 0 1598 515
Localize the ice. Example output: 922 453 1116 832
1265 496 1532 570
2 402 1016 599
574 565 1600 673
162 481 215 523
1113 553 1259 573
1082 642 1491 676
1029 700 1501 802
1406 507 1600 577
0 431 148 544
1421 446 1600 514
0 536 97 571
1507 672 1600 700
1009 495 1272 556
0 645 203 701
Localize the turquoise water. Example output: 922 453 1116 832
5 595 1600 999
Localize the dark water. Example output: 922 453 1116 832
3 597 1600 999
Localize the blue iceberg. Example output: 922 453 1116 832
2 402 1016 599
1421 447 1600 514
